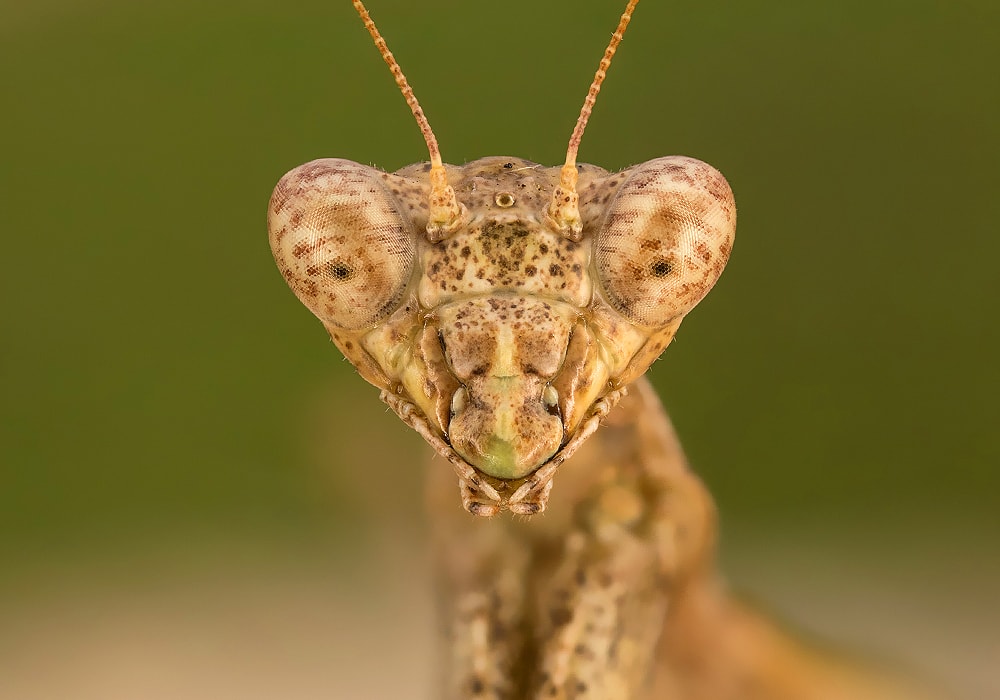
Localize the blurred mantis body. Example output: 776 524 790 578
268 2 932 697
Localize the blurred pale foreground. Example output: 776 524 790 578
1 526 996 700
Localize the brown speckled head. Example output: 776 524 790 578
269 0 735 516
269 154 735 515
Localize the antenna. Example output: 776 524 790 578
351 1 466 238
547 0 641 239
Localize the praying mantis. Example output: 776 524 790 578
268 2 938 697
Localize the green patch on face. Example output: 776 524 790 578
478 435 523 480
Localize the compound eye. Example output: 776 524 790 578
594 156 736 327
268 159 416 330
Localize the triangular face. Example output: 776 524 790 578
269 155 735 514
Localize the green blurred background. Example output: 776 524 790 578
1 0 996 697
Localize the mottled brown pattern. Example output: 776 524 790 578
594 157 735 328
266 152 924 700
269 148 740 695
268 159 417 330
265 2 941 697
269 152 735 507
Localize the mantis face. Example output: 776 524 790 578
269 155 734 515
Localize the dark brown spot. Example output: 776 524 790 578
651 259 673 277
291 239 325 259
550 607 573 627
329 262 353 279
467 502 490 516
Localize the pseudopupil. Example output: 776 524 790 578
329 262 353 280
651 259 672 277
